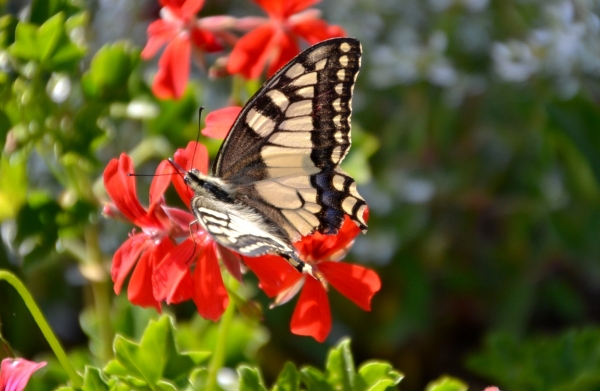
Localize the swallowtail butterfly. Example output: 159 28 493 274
176 37 367 276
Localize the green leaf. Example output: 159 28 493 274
272 362 299 391
238 365 267 391
103 360 128 377
299 366 332 391
188 367 209 390
108 316 209 387
30 0 68 24
0 15 18 47
8 12 84 71
10 22 39 60
356 361 403 391
14 192 61 267
82 367 109 391
81 42 140 101
325 338 355 391
112 318 172 385
156 380 178 391
0 154 27 221
547 97 600 188
424 376 468 391
468 328 600 391
37 13 64 62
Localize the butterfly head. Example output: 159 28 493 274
185 168 234 203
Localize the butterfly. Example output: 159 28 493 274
174 37 368 277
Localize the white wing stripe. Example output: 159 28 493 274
255 181 303 209
267 90 290 111
246 109 276 136
315 58 328 70
297 86 314 98
280 116 313 131
286 63 305 78
269 131 313 148
286 100 313 117
290 72 317 87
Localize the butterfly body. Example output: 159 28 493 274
186 37 367 275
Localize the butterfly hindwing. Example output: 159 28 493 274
212 38 367 241
190 193 298 259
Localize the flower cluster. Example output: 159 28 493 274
103 109 380 341
142 0 346 99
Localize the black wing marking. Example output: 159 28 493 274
212 37 367 241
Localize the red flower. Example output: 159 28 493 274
104 143 239 321
201 106 242 139
227 0 346 79
141 0 226 99
103 153 184 311
0 358 46 391
150 141 233 321
244 212 380 342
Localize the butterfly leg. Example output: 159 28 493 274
283 252 321 281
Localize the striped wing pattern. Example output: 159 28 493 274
190 193 305 271
213 38 368 242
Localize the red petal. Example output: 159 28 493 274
243 254 301 297
152 34 191 99
227 24 278 79
103 154 156 227
190 27 223 52
202 107 242 139
290 18 346 45
318 261 381 311
163 0 204 20
162 206 195 235
172 141 209 205
153 238 195 303
142 19 178 59
290 276 331 342
111 234 148 294
218 245 244 283
127 243 163 312
0 358 46 391
266 32 299 77
254 0 319 18
192 244 229 321
147 165 172 243
295 215 362 261
283 0 321 17
148 160 172 209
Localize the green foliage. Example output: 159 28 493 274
81 43 140 102
103 316 211 390
468 328 600 391
424 377 467 391
236 339 403 391
28 317 403 391
9 13 85 72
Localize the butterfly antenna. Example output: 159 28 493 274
167 158 186 180
127 172 176 177
190 106 205 170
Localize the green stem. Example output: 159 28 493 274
0 270 83 388
85 225 114 363
206 278 238 391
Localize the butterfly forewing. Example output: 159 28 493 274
212 38 367 241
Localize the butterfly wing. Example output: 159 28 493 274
212 37 367 242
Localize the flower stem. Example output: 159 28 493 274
85 224 114 363
0 270 83 388
206 277 238 391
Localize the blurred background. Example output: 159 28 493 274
2 0 600 390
